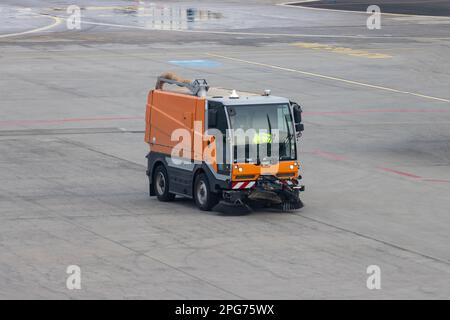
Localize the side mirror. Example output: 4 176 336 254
292 103 302 124
208 109 218 128
291 102 304 132
295 123 304 132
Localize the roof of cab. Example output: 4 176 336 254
208 95 290 106
206 87 290 106
158 86 290 105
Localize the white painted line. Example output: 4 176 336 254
74 19 384 39
0 15 62 39
84 19 450 40
207 53 450 104
277 1 450 20
31 14 450 41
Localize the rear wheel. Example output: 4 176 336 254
153 165 176 202
194 173 219 211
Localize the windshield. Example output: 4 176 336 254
226 104 296 162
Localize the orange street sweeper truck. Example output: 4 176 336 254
145 73 305 212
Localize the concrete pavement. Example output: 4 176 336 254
0 0 449 299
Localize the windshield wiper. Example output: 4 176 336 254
284 114 294 145
266 114 272 138
266 113 273 158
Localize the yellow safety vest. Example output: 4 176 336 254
253 132 272 144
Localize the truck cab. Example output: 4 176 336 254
145 75 304 212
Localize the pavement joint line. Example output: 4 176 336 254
27 138 245 298
6 71 91 100
8 13 447 42
0 116 143 127
4 69 143 112
0 128 145 137
59 215 245 299
2 212 161 221
56 137 145 169
207 52 450 104
24 169 242 298
305 109 450 115
294 214 450 268
422 179 450 183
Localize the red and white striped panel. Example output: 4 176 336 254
280 179 298 186
232 181 256 190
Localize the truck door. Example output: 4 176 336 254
207 101 230 175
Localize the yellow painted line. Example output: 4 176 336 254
84 6 138 11
48 6 139 11
291 42 392 59
0 15 62 39
207 53 450 104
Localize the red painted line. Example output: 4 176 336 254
304 109 450 116
309 148 447 184
377 167 422 179
310 149 347 161
3 108 447 126
0 116 143 127
422 179 450 183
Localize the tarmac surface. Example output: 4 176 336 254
293 0 450 17
0 0 449 299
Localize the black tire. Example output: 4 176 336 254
153 165 176 202
193 173 219 211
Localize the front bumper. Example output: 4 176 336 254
223 175 304 211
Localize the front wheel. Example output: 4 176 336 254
153 165 176 202
193 173 219 211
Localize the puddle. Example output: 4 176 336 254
1 2 224 34
126 5 223 30
49 3 224 30
0 6 36 19
0 5 51 34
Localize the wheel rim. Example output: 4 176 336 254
196 180 208 206
155 172 166 195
